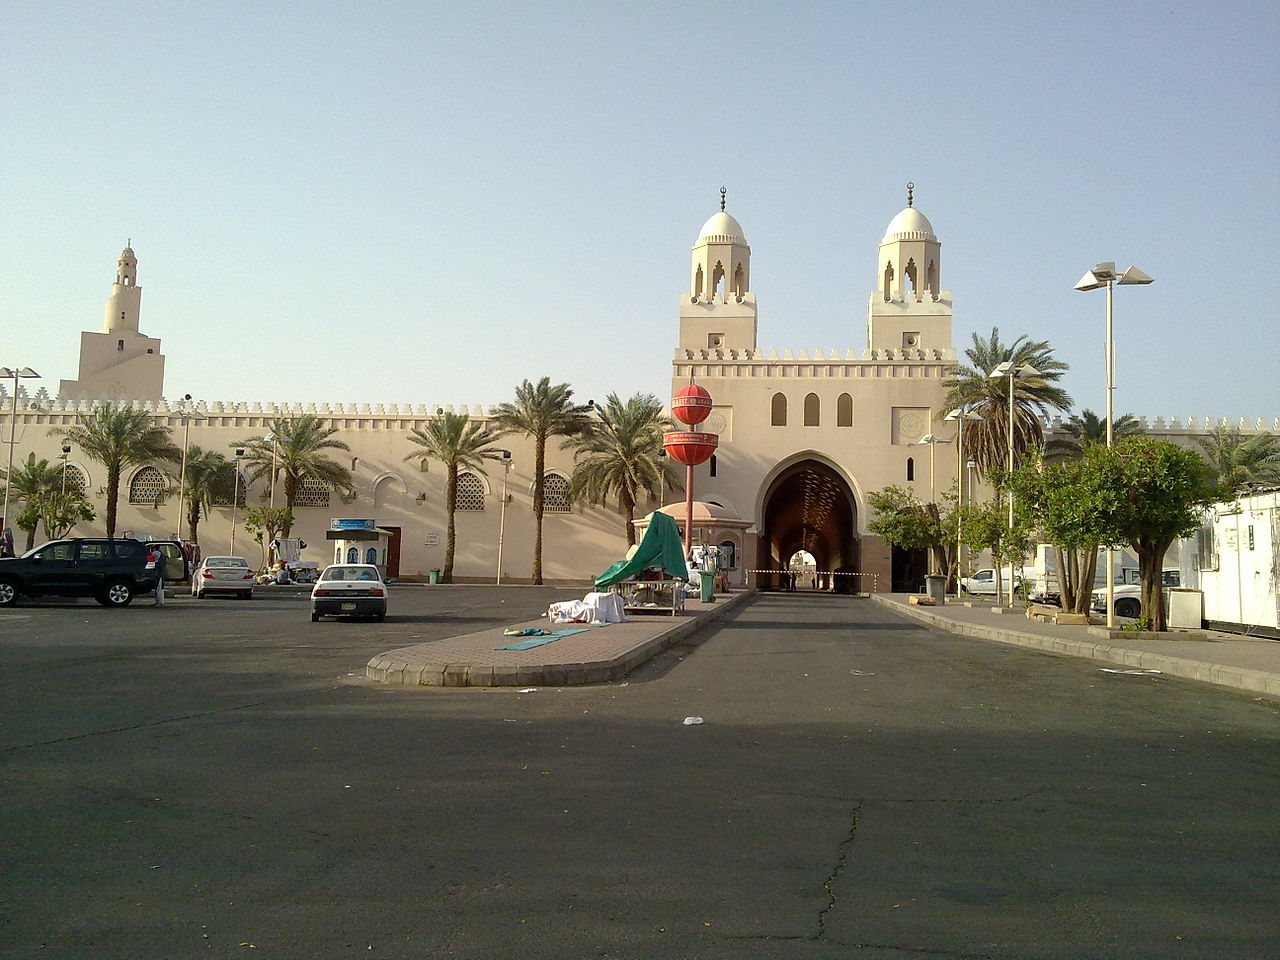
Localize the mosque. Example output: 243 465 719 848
3 192 1262 586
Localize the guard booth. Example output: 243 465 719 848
326 518 397 580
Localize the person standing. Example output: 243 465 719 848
148 547 167 606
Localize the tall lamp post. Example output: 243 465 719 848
1 366 41 555
174 394 205 542
229 448 246 555
990 361 1041 606
917 433 952 576
495 450 512 585
59 444 72 498
1075 261 1154 627
943 407 982 591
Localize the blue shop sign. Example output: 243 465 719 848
330 518 376 531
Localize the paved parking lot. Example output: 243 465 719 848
3 588 1278 959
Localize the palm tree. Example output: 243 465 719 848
179 445 237 544
236 415 355 535
491 378 593 583
2 455 61 551
943 327 1072 480
1194 425 1280 497
404 412 506 583
568 393 680 546
1044 409 1143 463
52 402 180 537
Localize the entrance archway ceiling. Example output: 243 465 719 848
763 461 856 568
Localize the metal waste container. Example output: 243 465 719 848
428 569 440 584
924 574 947 605
699 571 715 603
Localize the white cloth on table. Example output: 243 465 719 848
548 592 627 624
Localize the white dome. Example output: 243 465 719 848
697 211 746 243
881 207 937 243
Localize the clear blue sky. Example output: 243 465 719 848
4 0 1277 422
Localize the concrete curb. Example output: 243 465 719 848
367 589 753 688
871 594 1280 698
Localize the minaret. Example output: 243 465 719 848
678 188 758 352
867 184 952 352
103 244 142 332
59 245 166 401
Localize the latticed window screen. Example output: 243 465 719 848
61 465 87 495
543 473 571 513
211 472 247 507
293 476 331 507
455 473 485 511
128 467 166 505
1196 524 1219 572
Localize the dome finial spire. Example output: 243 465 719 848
720 186 726 212
906 182 914 207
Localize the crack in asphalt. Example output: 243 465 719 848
817 802 861 938
727 933 1004 959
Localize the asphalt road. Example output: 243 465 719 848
2 587 1277 960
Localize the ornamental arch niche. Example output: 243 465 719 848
756 455 861 592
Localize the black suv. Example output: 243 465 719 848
0 538 188 607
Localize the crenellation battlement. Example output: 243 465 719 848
672 346 957 364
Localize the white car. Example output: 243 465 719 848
1091 569 1181 618
960 569 1023 596
191 556 255 599
311 564 388 621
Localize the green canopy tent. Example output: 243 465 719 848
594 511 689 589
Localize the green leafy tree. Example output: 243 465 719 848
2 455 62 551
491 378 593 583
236 415 355 537
943 327 1072 481
243 506 294 569
867 485 958 589
51 403 180 537
404 412 506 583
41 490 95 540
1194 425 1280 498
568 392 680 546
1059 437 1216 630
179 445 237 544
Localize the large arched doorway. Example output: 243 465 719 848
758 459 860 592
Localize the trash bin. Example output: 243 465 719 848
699 571 715 603
428 569 440 585
924 574 947 605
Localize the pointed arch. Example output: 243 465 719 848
770 392 788 426
803 393 820 426
837 393 853 427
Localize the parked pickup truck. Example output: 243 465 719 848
1090 568 1182 619
0 537 188 607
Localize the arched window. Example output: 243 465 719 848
61 464 87 495
905 258 918 295
883 261 894 301
456 472 486 511
211 471 247 507
770 392 787 426
733 263 745 296
543 473 571 513
803 393 820 426
718 539 738 569
346 546 359 563
294 476 331 507
906 457 915 482
837 393 853 427
927 259 938 294
128 466 166 505
365 547 379 565
694 265 704 298
712 261 725 298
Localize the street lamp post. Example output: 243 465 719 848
229 448 245 555
496 450 512 585
990 361 1041 606
174 394 205 542
943 407 982 591
917 433 952 576
1 366 41 555
1075 261 1154 628
59 444 72 498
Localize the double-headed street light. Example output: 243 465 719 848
229 448 246 555
990 361 1041 606
917 433 953 577
1076 261 1155 627
1 366 41 555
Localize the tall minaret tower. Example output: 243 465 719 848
867 184 952 352
678 188 758 352
60 245 166 401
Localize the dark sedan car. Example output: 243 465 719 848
0 537 187 607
